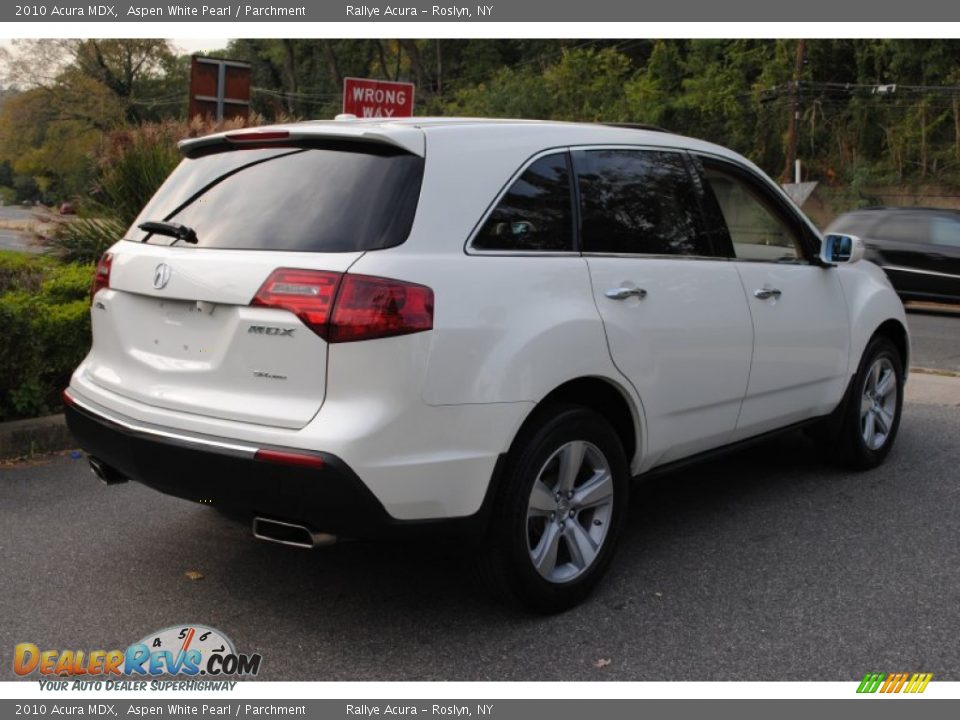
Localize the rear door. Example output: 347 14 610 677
693 155 850 439
865 211 936 298
575 147 754 467
82 139 424 429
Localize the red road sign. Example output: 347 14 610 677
343 77 415 118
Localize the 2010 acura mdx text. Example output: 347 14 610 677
64 118 909 612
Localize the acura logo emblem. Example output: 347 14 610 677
153 263 172 290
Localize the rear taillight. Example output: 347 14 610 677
90 252 113 301
251 269 434 343
329 274 434 343
251 269 342 340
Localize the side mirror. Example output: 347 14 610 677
821 233 865 265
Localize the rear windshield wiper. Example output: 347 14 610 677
138 221 198 245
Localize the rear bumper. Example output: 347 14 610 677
64 393 498 542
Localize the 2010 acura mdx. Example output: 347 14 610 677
64 118 909 611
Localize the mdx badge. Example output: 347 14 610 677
153 263 172 290
248 326 295 337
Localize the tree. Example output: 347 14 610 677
0 39 182 201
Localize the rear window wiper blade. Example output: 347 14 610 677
138 221 198 245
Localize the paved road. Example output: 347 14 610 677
906 305 960 373
0 229 40 253
0 205 36 221
2 400 958 682
0 205 43 254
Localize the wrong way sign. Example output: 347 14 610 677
343 77 415 118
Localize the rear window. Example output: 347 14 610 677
127 141 424 252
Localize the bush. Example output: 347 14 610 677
44 216 126 265
0 253 93 421
95 125 183 225
0 251 55 294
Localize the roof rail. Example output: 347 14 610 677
601 122 669 133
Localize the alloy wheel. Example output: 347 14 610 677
860 356 898 451
525 440 615 584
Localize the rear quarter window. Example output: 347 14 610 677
472 153 574 252
128 141 424 252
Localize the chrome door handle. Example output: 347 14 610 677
605 287 647 300
753 288 782 300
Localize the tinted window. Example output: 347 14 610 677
578 150 708 256
702 166 802 262
127 142 424 252
829 213 878 235
873 214 929 244
473 153 573 252
931 216 960 248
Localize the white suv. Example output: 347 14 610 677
65 118 908 612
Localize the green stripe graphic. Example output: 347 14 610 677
857 673 885 693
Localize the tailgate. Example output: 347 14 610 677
82 244 361 429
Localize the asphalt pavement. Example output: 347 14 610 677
2 398 958 682
0 205 43 254
0 229 40 254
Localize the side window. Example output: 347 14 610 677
473 153 574 252
873 214 929 244
930 217 960 248
702 166 803 263
578 149 710 256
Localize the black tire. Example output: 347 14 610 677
835 336 904 470
480 404 630 613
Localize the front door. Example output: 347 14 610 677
575 148 754 468
695 157 850 440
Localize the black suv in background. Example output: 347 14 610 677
826 207 960 304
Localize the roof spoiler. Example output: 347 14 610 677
178 124 426 158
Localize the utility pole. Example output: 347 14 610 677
782 39 806 184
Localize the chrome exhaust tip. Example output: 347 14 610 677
253 517 336 549
88 456 128 485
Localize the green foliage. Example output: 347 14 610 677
0 253 93 421
9 380 48 418
95 126 183 225
0 251 55 294
12 174 40 203
447 47 633 121
41 262 97 303
46 216 127 265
